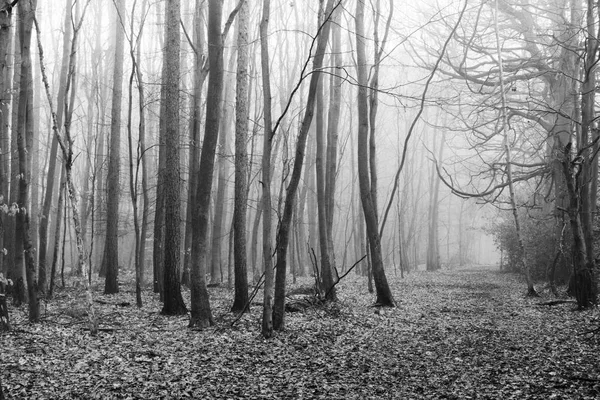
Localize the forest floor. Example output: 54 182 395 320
1 265 600 399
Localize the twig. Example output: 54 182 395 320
230 272 265 327
323 255 366 300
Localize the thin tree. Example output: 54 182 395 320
355 0 394 306
272 0 338 330
34 0 97 334
189 0 221 327
231 0 249 312
182 0 208 286
260 0 274 338
0 0 14 288
103 0 125 294
16 0 38 321
493 0 537 296
315 0 336 300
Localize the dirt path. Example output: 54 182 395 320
1 267 599 399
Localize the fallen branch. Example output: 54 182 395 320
230 272 265 327
324 255 366 300
536 300 576 306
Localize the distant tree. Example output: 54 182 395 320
161 0 187 315
426 125 444 272
103 0 125 295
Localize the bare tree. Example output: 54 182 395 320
355 0 394 307
272 0 337 330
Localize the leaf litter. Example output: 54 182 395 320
1 265 599 399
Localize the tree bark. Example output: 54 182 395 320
260 0 274 338
0 0 13 286
189 0 225 328
183 0 207 287
17 0 38 322
161 0 187 316
355 0 395 307
314 2 335 299
103 0 125 295
231 0 249 313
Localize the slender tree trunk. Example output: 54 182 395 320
136 0 150 289
103 0 125 295
153 2 168 297
17 0 38 322
183 1 207 287
190 0 226 328
260 0 274 338
48 177 64 298
161 0 187 315
231 0 249 313
35 0 98 334
8 8 23 306
0 1 14 283
210 48 235 284
325 4 341 280
579 0 598 272
314 3 334 299
426 125 445 272
355 0 395 307
493 0 537 296
272 0 337 330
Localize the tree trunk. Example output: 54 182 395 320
314 4 335 299
579 0 598 274
231 0 249 313
325 4 341 281
183 0 207 288
35 0 98 334
8 8 23 306
260 0 274 338
190 0 226 328
210 47 235 285
17 0 38 322
426 125 445 272
272 0 337 331
0 0 13 285
161 0 187 316
493 0 537 296
153 2 168 297
562 144 598 308
103 0 125 295
355 0 395 307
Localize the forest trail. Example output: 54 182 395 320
1 267 599 399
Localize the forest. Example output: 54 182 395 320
0 0 599 398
